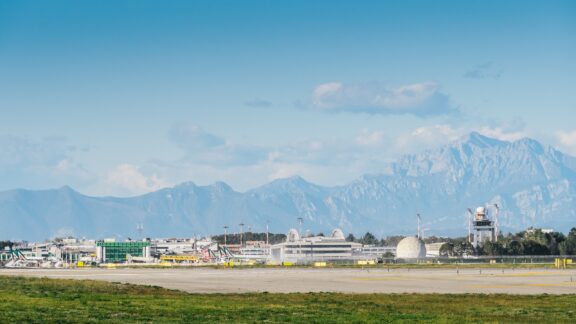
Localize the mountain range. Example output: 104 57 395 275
2 132 576 241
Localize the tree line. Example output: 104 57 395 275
211 232 287 245
0 241 14 250
346 233 406 247
437 228 576 256
480 227 576 256
344 228 576 257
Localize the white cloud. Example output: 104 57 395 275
394 125 462 153
0 135 68 167
0 135 95 190
393 124 529 155
268 139 358 166
169 123 225 150
106 163 169 196
198 145 268 166
556 130 576 155
53 159 93 182
356 129 386 147
557 130 576 146
410 124 462 142
477 126 526 142
313 82 343 98
169 124 267 166
310 81 456 116
268 164 303 181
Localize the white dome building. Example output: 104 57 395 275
395 237 426 259
331 229 345 240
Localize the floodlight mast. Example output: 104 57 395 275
490 203 500 242
136 223 144 240
466 208 474 243
265 220 269 246
421 225 429 240
416 214 422 239
297 217 303 259
223 225 229 246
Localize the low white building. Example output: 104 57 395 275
425 242 446 257
237 241 270 261
361 246 396 258
271 229 362 263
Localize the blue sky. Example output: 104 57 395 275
1 0 575 195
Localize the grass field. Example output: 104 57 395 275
1 276 575 323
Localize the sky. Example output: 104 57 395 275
0 0 575 196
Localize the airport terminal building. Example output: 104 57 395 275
271 229 362 263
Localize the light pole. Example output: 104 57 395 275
416 214 421 239
239 223 245 247
265 220 269 246
466 208 474 244
136 223 143 240
223 226 229 246
490 203 500 242
421 226 429 240
297 217 303 260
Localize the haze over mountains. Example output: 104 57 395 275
2 132 576 241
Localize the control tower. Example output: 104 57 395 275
470 207 496 248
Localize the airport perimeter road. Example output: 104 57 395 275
1 267 576 294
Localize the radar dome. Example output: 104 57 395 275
331 229 345 240
395 237 426 259
287 229 300 242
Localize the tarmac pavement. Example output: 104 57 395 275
2 267 576 294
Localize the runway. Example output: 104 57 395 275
2 267 576 294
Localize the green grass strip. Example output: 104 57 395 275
0 275 575 323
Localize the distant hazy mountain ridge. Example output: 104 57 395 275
2 132 576 241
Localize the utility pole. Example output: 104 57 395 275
223 226 229 246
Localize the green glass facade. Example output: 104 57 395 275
0 253 10 261
97 241 150 263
